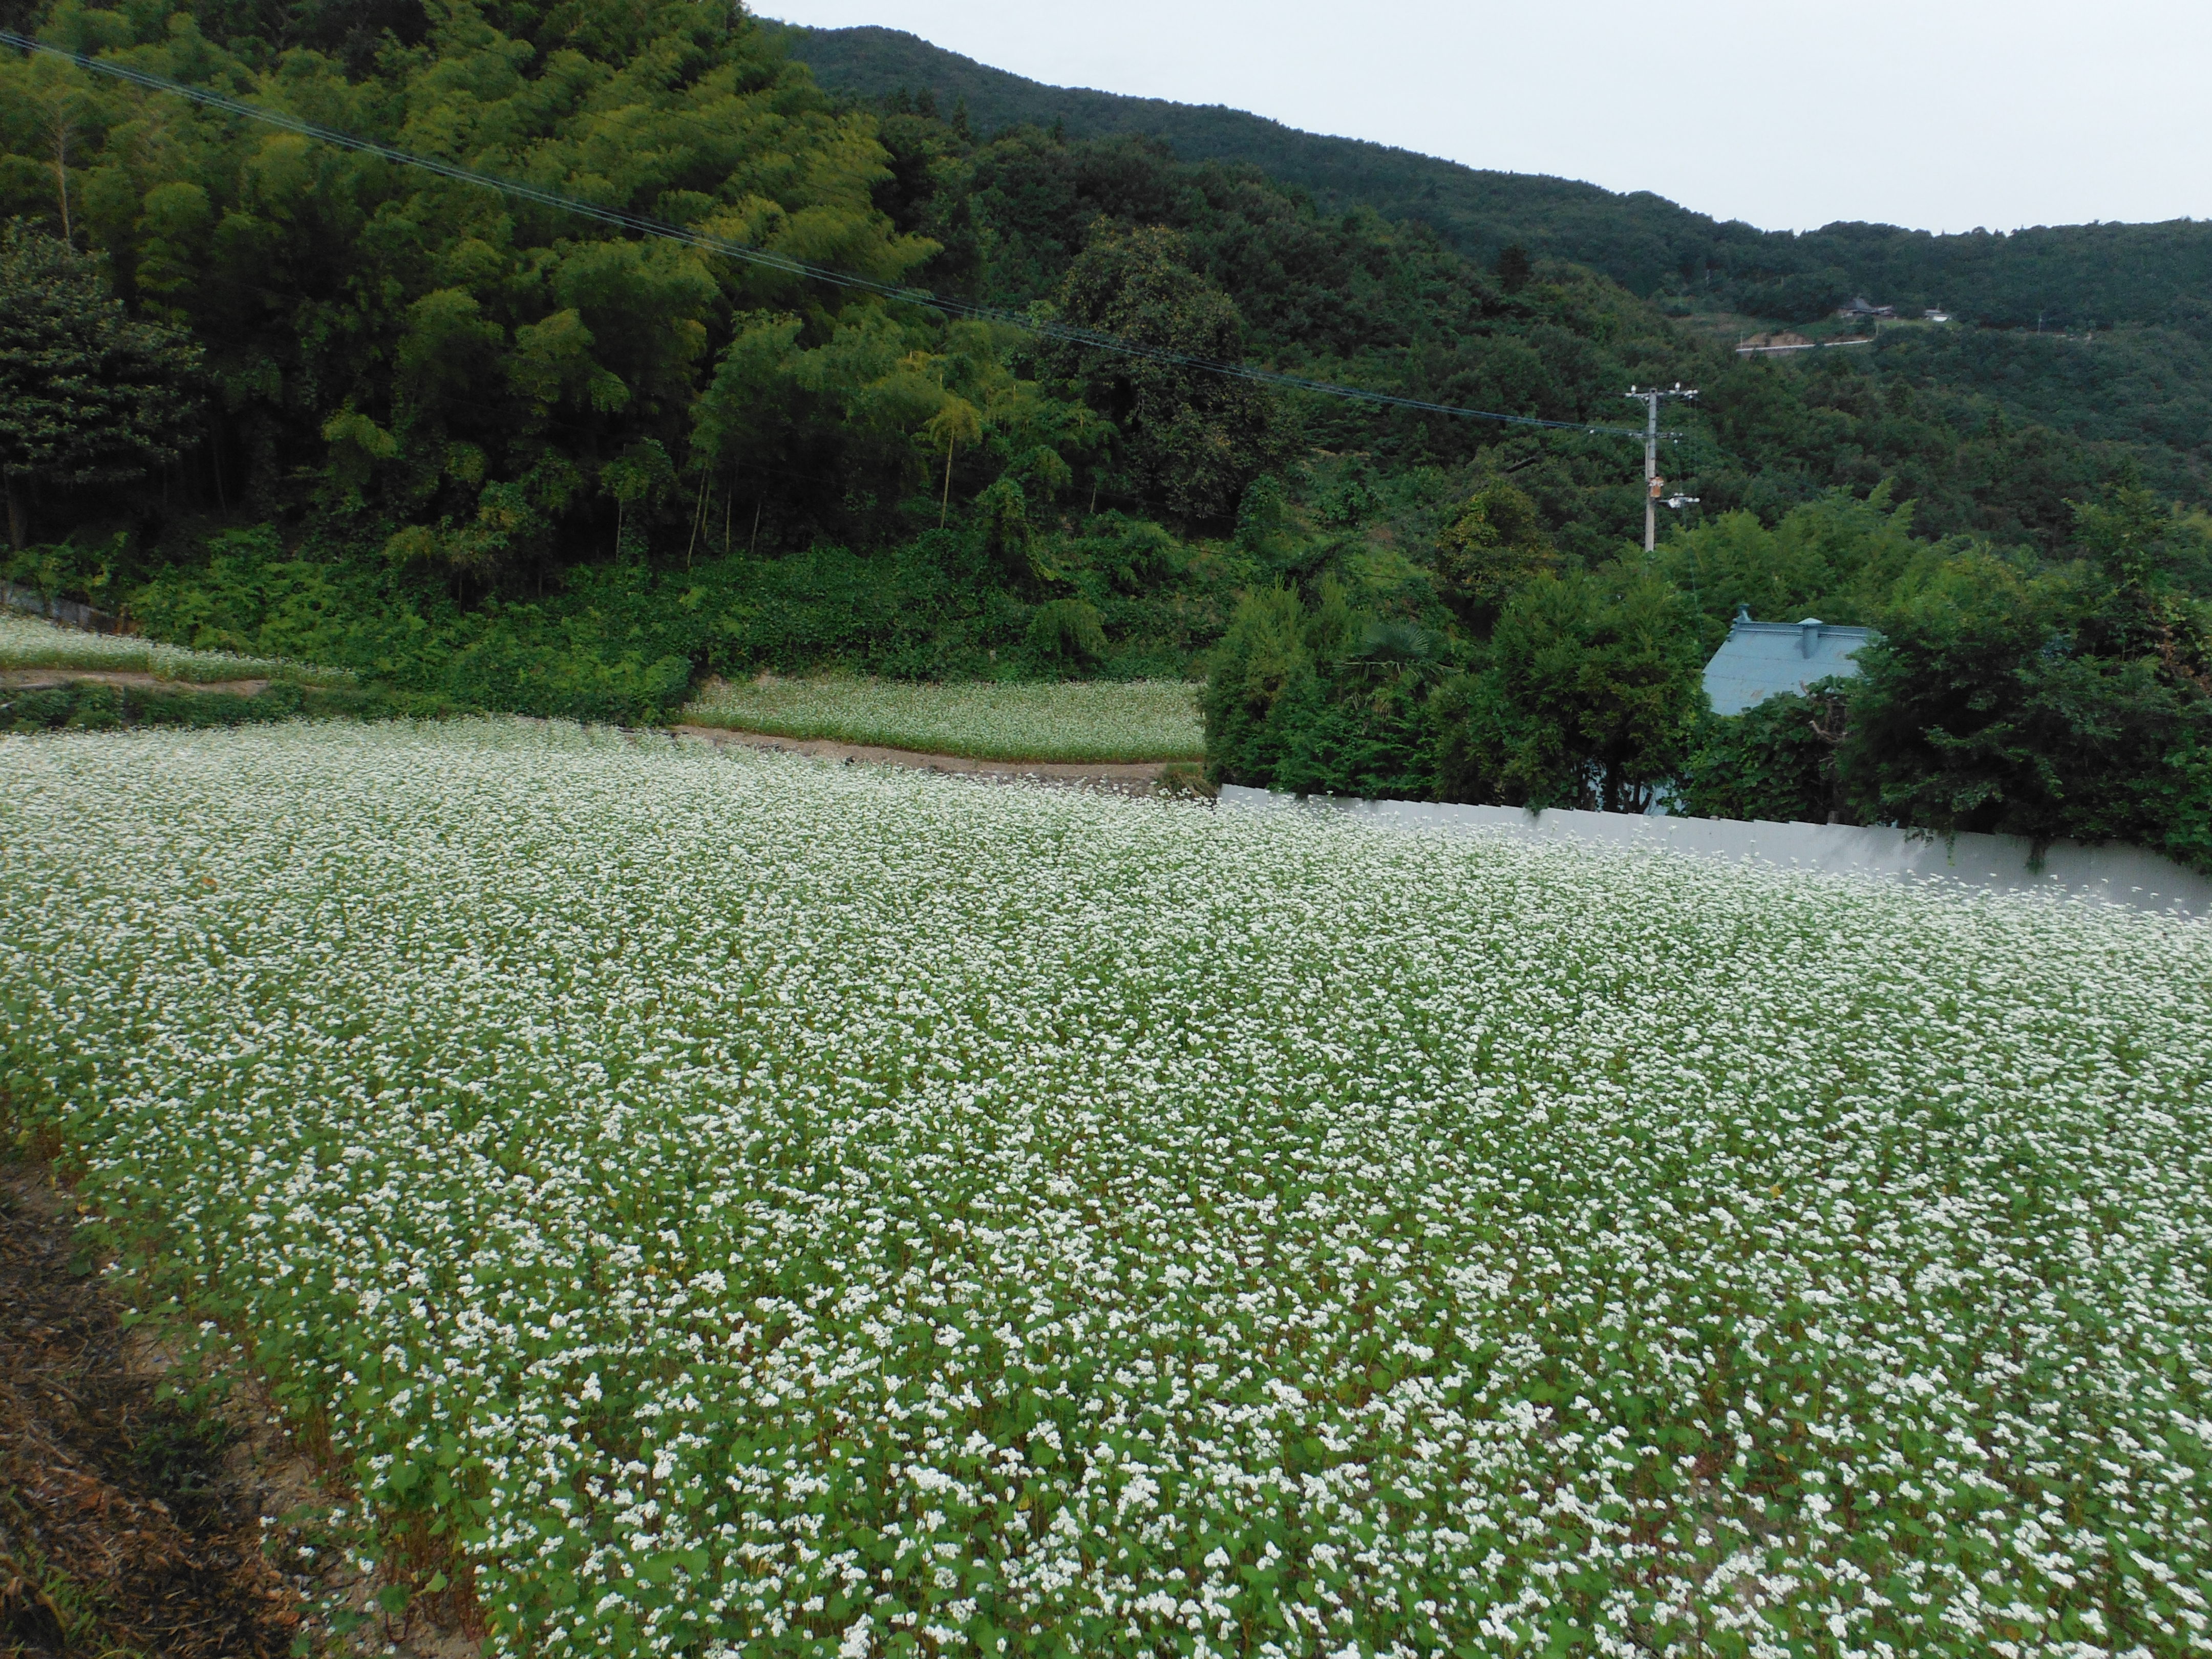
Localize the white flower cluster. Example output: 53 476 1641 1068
0 612 347 684
1 719 2206 1659
680 676 1204 763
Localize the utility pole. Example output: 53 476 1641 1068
1623 383 1697 552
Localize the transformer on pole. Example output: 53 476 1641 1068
1624 384 1697 551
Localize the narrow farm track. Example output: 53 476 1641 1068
0 1161 489 1658
0 667 274 695
670 721 1183 793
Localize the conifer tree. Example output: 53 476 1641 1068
0 222 201 549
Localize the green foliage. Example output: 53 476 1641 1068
1661 484 2212 864
1434 480 1552 632
1200 579 1439 800
975 474 1036 581
1867 323 2212 501
1024 594 1105 664
120 518 1235 717
1449 564 1705 812
1202 582 1330 788
0 220 201 547
786 25 2212 338
2071 477 2212 591
0 0 937 559
1493 243 1532 293
1042 222 1284 527
2 524 127 609
1655 483 1952 644
1838 550 2212 865
129 528 693 722
1203 465 2208 860
0 674 426 730
1679 685 1851 824
1 0 2206 866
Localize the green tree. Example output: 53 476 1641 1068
1840 549 2212 866
600 439 675 558
1494 243 1533 293
1679 684 1854 824
1202 582 1339 786
1655 484 1943 645
923 395 983 528
2067 480 2212 678
1450 564 1705 813
1026 595 1108 664
1201 579 1436 799
1044 223 1283 528
1434 480 1553 634
0 220 200 549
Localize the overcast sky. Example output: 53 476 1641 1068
758 0 2210 234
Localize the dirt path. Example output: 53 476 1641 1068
0 1164 476 1658
670 722 1200 794
0 668 274 695
0 1165 304 1657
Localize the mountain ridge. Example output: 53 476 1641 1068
774 22 2212 336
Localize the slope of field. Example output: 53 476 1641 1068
2 722 2207 1657
0 613 349 684
680 677 1204 763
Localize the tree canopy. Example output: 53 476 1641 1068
0 219 200 546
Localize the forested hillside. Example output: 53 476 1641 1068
781 24 2212 334
1 2 2206 865
781 25 2212 513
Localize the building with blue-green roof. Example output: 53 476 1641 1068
1703 607 1877 716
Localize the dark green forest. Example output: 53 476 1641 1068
1 1 2207 866
783 25 2212 335
788 24 2212 512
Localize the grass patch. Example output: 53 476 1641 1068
0 612 352 685
678 674 1205 762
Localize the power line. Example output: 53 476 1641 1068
0 29 1679 443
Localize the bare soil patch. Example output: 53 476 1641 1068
671 721 1194 794
0 1164 477 1658
0 1165 302 1657
0 669 273 696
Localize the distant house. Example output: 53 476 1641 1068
1835 296 1896 320
1923 307 1952 323
1703 607 1877 715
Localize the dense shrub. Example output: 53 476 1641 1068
0 677 432 733
1678 687 1852 825
1839 552 2212 864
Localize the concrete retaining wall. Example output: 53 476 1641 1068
0 581 122 634
1218 785 2211 919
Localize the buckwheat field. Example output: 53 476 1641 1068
2 719 2207 1659
680 677 1204 763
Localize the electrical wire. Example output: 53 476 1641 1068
1 28 1682 441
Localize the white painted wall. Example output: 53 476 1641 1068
1218 786 2211 920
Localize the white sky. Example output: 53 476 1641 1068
758 0 2212 234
